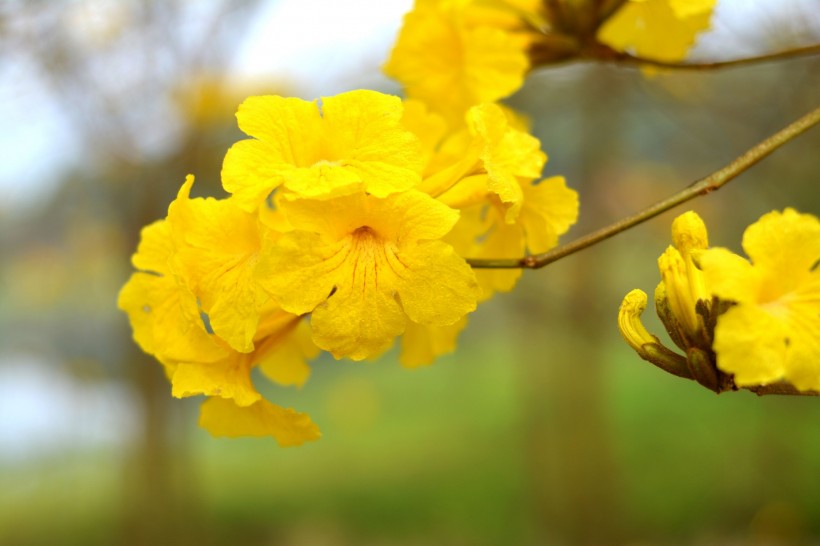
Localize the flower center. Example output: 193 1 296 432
352 225 381 245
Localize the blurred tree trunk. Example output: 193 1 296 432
517 67 624 544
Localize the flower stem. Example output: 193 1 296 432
468 105 820 270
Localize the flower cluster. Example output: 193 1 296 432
619 209 820 394
385 0 717 124
119 0 749 442
119 83 579 441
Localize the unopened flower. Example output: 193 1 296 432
618 211 731 391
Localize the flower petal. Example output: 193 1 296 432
400 317 467 368
713 304 788 386
171 356 260 407
311 284 406 361
222 139 292 212
168 177 267 353
699 247 759 304
520 176 579 254
741 208 820 285
199 397 321 446
398 240 479 325
257 320 318 388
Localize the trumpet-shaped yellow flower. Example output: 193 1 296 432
699 209 820 391
167 176 268 353
442 175 578 298
169 307 316 404
384 0 531 125
222 90 423 210
117 219 229 367
598 0 716 62
421 102 546 222
169 304 320 443
257 190 480 360
119 200 321 442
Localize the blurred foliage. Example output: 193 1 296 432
0 0 819 545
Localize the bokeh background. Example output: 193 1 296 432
1 1 819 544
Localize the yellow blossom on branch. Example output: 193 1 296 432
384 0 532 125
167 176 269 353
256 190 481 360
443 175 579 297
118 193 322 443
117 219 229 368
597 0 716 62
222 90 424 210
420 102 546 221
699 208 820 392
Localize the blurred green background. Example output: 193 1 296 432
1 1 819 544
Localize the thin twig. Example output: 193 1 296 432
468 105 820 270
592 43 820 71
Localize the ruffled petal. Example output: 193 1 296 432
398 240 479 325
741 208 820 288
698 247 759 304
257 320 318 388
713 304 788 386
171 355 260 407
256 231 345 315
235 95 322 161
520 176 579 254
167 176 266 353
222 140 293 212
597 0 715 62
311 284 406 361
199 397 321 446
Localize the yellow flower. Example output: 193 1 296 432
421 102 547 222
118 198 321 443
442 175 578 297
167 301 320 444
167 176 269 353
117 219 229 367
222 90 423 210
597 0 716 62
384 0 531 125
171 306 320 445
699 209 820 391
256 190 480 360
169 306 317 406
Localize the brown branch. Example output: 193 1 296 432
588 42 820 71
468 105 820 270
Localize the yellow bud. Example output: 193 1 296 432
671 211 708 255
618 289 656 352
